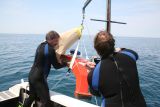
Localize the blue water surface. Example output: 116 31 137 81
0 34 160 106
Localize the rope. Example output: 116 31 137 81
94 96 99 106
52 8 85 93
69 41 80 69
82 8 101 107
69 8 85 69
81 19 96 59
82 39 89 59
52 71 70 89
81 10 92 60
80 39 83 57
84 20 94 48
52 0 94 99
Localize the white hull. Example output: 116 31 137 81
0 80 98 107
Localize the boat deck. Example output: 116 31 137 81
0 90 17 102
0 81 99 107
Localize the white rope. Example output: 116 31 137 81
80 20 94 60
53 72 70 89
84 20 94 48
94 96 99 106
82 39 89 59
69 41 80 69
83 20 101 107
80 39 83 57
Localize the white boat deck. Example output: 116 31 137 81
0 80 99 107
0 90 17 101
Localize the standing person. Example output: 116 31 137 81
24 31 67 107
87 31 147 107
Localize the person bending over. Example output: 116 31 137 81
24 31 67 107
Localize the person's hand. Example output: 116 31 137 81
60 55 70 62
85 61 96 71
115 48 121 52
66 62 70 67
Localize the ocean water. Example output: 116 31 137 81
0 34 160 106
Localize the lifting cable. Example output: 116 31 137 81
53 0 94 98
69 0 92 70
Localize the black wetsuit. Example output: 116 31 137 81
88 49 147 107
24 41 66 107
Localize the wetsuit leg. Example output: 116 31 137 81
35 80 53 107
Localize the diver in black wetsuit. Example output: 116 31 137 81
87 31 147 107
24 31 67 107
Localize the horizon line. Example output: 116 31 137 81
0 32 160 39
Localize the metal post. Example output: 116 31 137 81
107 0 111 33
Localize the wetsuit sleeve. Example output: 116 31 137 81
87 70 101 97
49 47 66 69
120 48 139 61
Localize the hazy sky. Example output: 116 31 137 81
0 0 160 37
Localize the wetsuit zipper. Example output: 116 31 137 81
112 55 125 107
120 82 124 107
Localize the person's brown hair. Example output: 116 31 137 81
94 31 115 57
46 31 60 40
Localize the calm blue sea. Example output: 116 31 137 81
0 34 160 107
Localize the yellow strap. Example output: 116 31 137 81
75 25 84 38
